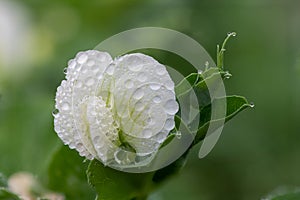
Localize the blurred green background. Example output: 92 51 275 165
1 0 300 199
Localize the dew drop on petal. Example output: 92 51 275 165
165 80 175 90
137 72 147 82
68 59 76 69
146 117 153 125
85 77 95 86
75 81 83 88
155 132 167 143
149 83 161 90
142 129 152 138
91 64 99 72
135 101 145 111
106 64 115 75
114 148 126 164
152 95 161 103
77 53 88 64
164 118 175 130
133 88 144 100
128 64 142 72
69 142 76 149
156 65 166 75
61 102 70 111
87 60 95 67
125 80 134 89
127 56 143 72
52 109 59 117
76 143 84 152
96 71 103 79
164 100 179 115
93 135 100 143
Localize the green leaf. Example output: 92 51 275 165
0 188 20 200
194 95 250 145
176 68 231 116
175 68 228 98
87 160 155 200
46 145 95 200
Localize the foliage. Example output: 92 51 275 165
46 146 95 200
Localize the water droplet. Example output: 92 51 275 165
223 71 232 79
137 72 147 82
75 81 83 88
114 148 126 164
135 101 145 111
52 109 59 116
250 102 255 108
165 80 174 90
175 131 182 139
164 100 179 115
77 53 88 64
128 56 143 71
164 118 175 130
69 142 76 149
98 54 107 62
146 117 153 125
155 132 166 143
68 59 76 69
61 102 70 111
63 68 68 74
93 136 100 143
91 64 99 72
87 154 94 160
152 95 161 103
85 77 95 86
76 143 84 151
106 64 115 75
198 69 203 74
149 83 161 90
205 61 209 68
82 67 89 74
133 88 144 100
95 140 105 149
228 32 237 37
87 60 95 67
142 129 152 138
125 80 134 89
128 64 143 72
156 65 166 75
224 74 231 79
96 71 103 79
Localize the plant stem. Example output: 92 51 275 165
217 32 236 69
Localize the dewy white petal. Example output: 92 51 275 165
54 50 113 160
54 50 179 166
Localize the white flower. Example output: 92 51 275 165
54 50 179 166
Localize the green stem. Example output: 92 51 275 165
217 32 237 69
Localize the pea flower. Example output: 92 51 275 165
53 50 179 166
